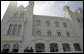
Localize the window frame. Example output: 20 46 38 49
57 32 61 37
73 43 81 51
12 24 18 35
12 44 19 52
17 25 22 35
36 20 41 26
7 24 13 35
37 30 41 36
62 43 71 52
46 21 50 26
63 22 67 27
55 21 59 27
66 32 70 37
50 43 59 52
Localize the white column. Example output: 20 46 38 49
58 42 63 53
32 43 36 53
9 43 13 53
69 42 75 52
18 45 23 53
80 42 83 51
45 43 50 52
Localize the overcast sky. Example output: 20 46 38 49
1 1 83 20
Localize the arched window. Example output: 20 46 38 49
57 32 61 37
35 43 45 52
12 44 19 52
37 31 41 36
62 43 71 52
17 25 22 35
73 43 81 51
36 20 41 26
50 43 58 52
66 32 70 37
7 24 13 35
12 24 17 35
2 44 10 53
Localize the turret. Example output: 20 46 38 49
22 1 35 49
75 8 83 14
26 1 34 15
29 1 34 6
63 5 74 19
63 6 70 12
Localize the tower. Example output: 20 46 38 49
21 1 34 52
26 1 34 15
1 1 17 38
1 1 35 53
63 5 83 48
1 1 17 52
63 6 74 19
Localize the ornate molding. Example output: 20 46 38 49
2 40 22 43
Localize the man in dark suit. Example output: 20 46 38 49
30 47 33 52
24 46 30 52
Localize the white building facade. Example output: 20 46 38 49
1 1 83 53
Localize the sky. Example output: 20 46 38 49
1 1 83 20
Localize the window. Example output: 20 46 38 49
50 43 58 52
47 31 51 37
17 25 22 35
12 44 19 52
12 24 17 35
73 43 81 51
55 21 59 27
13 44 19 49
62 43 71 52
3 44 10 49
7 24 13 35
2 44 10 53
7 24 22 36
63 22 67 27
66 32 70 37
77 18 81 23
36 20 41 26
46 21 50 26
36 43 45 52
57 32 61 37
37 31 41 36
